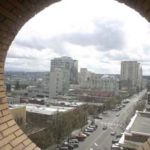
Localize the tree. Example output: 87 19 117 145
45 107 88 148
6 83 11 92
15 80 20 90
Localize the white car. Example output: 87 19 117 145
85 127 94 132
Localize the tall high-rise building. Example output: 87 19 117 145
120 61 142 91
49 56 78 98
51 56 78 84
49 68 70 98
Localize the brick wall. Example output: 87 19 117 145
0 49 40 150
125 133 149 143
0 1 60 149
117 0 150 22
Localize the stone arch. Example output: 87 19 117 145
0 0 150 149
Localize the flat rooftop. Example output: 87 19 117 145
119 111 150 147
9 104 74 115
129 112 150 135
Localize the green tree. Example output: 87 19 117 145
15 80 20 90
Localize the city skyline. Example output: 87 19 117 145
4 0 150 75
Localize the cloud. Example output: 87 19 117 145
62 20 125 51
4 0 150 75
15 19 125 53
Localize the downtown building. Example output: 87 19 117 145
79 68 101 89
49 56 78 98
78 68 119 95
120 61 143 92
119 111 150 150
51 56 78 84
100 75 119 95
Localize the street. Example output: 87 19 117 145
76 90 146 150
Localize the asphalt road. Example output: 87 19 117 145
76 90 147 150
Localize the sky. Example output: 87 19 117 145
5 0 150 75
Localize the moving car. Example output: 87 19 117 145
116 133 122 138
110 131 116 136
112 138 119 144
116 114 120 117
102 125 107 130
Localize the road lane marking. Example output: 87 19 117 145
90 148 93 150
94 143 98 146
110 127 113 130
88 129 108 149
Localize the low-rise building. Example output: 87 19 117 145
7 96 20 104
146 92 150 111
79 68 101 89
10 103 83 128
9 105 26 129
119 111 150 150
27 86 49 98
79 69 119 95
100 75 119 95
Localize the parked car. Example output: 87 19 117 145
122 104 126 107
57 145 68 150
57 143 74 150
61 142 74 150
79 132 87 137
69 139 79 143
74 135 86 141
89 124 98 130
85 127 95 132
68 139 79 148
82 131 91 136
95 115 103 119
71 133 86 141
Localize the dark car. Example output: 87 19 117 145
110 131 116 136
112 138 119 144
72 133 86 141
89 124 98 129
59 146 68 150
102 125 107 130
95 115 103 119
68 139 79 148
116 133 122 138
59 142 74 150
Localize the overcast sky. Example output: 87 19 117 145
5 0 150 75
